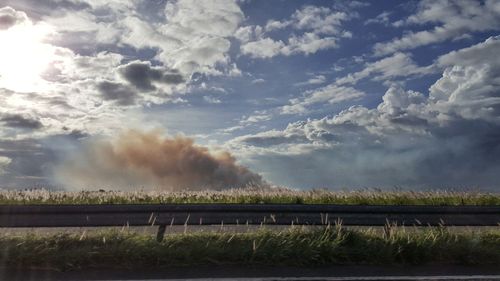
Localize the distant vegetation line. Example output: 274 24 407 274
1 226 499 270
0 188 498 205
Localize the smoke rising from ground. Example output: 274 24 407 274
55 130 265 191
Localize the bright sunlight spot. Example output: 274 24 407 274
0 21 55 93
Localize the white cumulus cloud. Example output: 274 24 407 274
373 0 500 56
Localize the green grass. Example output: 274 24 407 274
1 226 498 270
0 188 498 205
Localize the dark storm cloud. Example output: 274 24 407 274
118 61 185 91
0 114 43 129
97 81 137 106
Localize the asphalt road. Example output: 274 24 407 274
108 277 500 281
105 277 500 280
1 265 500 281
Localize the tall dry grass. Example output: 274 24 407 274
0 187 497 205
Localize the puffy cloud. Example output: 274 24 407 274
294 75 326 87
240 112 272 125
281 85 365 115
41 0 245 77
436 35 500 68
282 33 338 56
241 33 338 59
430 36 500 123
264 20 290 32
263 5 349 35
122 0 244 76
373 0 500 56
163 0 243 37
335 52 432 86
119 16 179 50
364 11 391 26
291 5 348 35
240 4 354 59
203 96 222 104
241 38 285 59
158 37 233 76
0 6 28 30
228 37 500 189
234 25 263 43
377 87 426 116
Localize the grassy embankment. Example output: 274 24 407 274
0 188 498 205
1 226 499 270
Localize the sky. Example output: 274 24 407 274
0 0 500 191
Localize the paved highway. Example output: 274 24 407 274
2 265 500 281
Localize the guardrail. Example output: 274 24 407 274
0 204 498 241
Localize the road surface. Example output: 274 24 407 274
1 265 500 281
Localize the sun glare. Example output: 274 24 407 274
0 22 56 93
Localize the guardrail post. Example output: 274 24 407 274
156 225 166 242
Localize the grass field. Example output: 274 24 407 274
0 188 498 205
1 226 498 270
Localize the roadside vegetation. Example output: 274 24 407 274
2 226 499 270
0 188 498 205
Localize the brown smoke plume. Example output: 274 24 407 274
55 130 266 191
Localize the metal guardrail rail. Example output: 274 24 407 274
0 204 498 241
